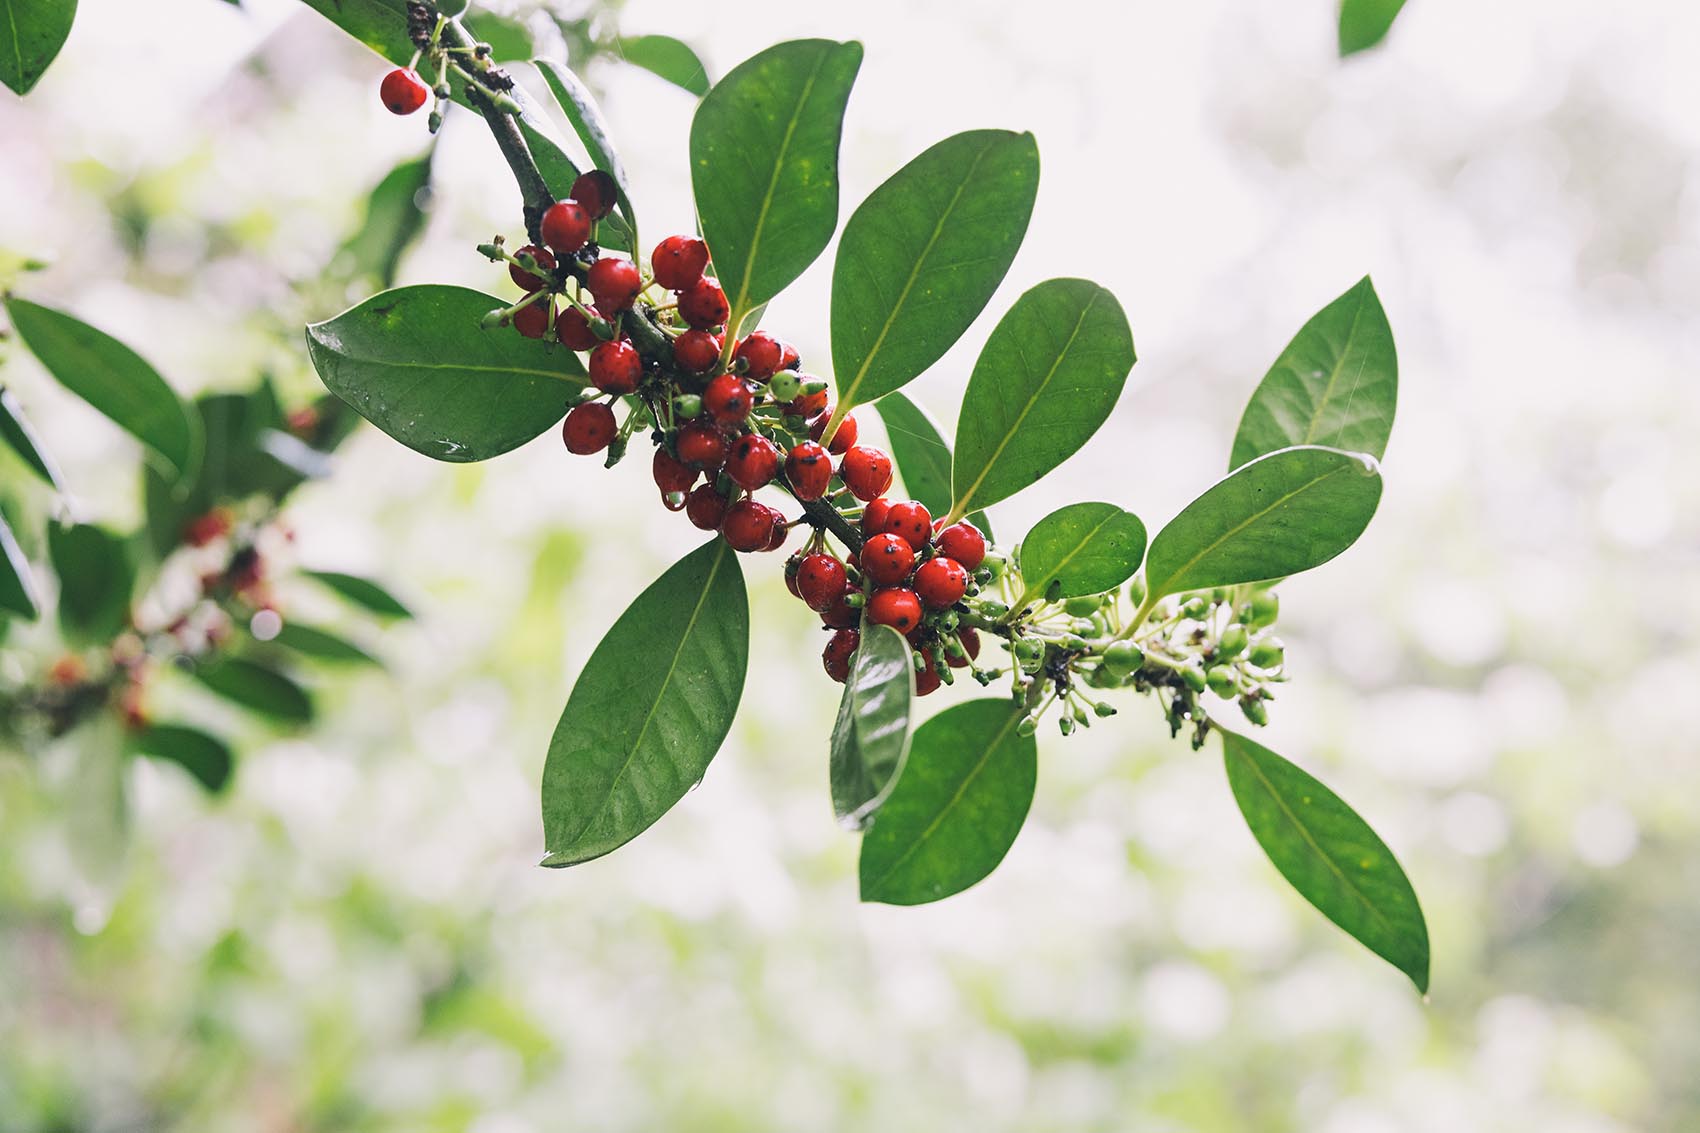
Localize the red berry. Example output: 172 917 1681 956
541 201 592 254
733 332 784 380
861 533 915 587
589 339 642 394
818 581 860 630
913 556 968 608
823 629 860 683
685 483 729 530
797 554 848 612
678 277 729 329
882 501 933 549
862 497 892 534
726 433 781 490
675 422 727 470
935 520 986 570
948 627 981 668
556 306 602 351
779 341 801 371
762 511 790 552
570 170 618 219
809 409 858 455
510 245 555 291
839 445 893 501
867 588 923 634
512 300 550 339
380 68 430 115
653 448 697 495
703 374 754 426
672 329 721 373
784 553 805 598
785 441 832 500
562 402 616 454
721 499 778 552
587 257 642 312
915 648 941 697
787 382 828 419
183 510 232 548
652 235 709 291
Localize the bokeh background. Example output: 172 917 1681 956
3 0 1699 1128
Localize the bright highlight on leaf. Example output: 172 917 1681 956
0 387 66 491
0 513 38 620
829 623 914 829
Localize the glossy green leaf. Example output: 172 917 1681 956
1231 277 1397 470
270 622 380 666
617 34 710 96
535 59 637 249
303 570 413 620
5 297 200 485
873 392 992 541
828 623 913 830
131 723 234 793
830 129 1038 417
1339 0 1408 55
1015 502 1146 608
1144 445 1383 600
1222 729 1429 991
0 512 37 619
462 11 533 62
306 285 583 463
690 39 862 326
859 698 1036 905
542 539 748 867
950 279 1135 518
195 657 313 724
0 0 77 95
294 0 412 64
0 386 65 490
337 147 434 289
46 523 133 644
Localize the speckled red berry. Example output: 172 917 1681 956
589 339 642 394
796 554 848 612
678 277 729 329
570 170 618 220
562 402 616 454
867 588 923 634
948 627 981 668
721 499 779 552
787 382 828 419
652 235 708 291
935 520 986 570
726 433 781 490
913 556 968 608
881 500 932 549
703 374 754 426
380 68 430 115
861 533 915 587
541 201 592 254
818 581 860 629
556 306 602 351
509 245 555 291
779 341 801 371
685 483 728 530
587 257 642 312
675 422 727 471
808 409 857 455
785 441 832 500
914 648 941 696
672 329 721 373
839 445 893 501
512 300 550 339
861 497 892 534
733 332 784 380
762 513 790 552
823 628 860 683
653 448 696 496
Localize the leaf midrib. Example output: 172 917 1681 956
1015 508 1125 610
1300 286 1369 446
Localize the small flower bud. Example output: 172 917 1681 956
1064 594 1102 617
1216 623 1249 660
1206 666 1237 699
1248 637 1285 670
1239 695 1269 726
1179 661 1208 693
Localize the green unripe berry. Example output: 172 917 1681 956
800 378 828 398
845 591 866 609
1239 696 1269 726
1127 576 1147 606
935 609 959 632
1070 618 1097 636
980 551 1008 581
1064 594 1102 617
1092 700 1117 718
766 371 800 402
1102 640 1144 675
1248 637 1285 669
1248 590 1279 628
1181 595 1211 620
976 599 1009 619
1206 666 1237 699
672 394 702 419
1179 661 1208 693
1216 623 1249 660
1017 715 1039 737
1013 638 1045 667
1059 716 1075 736
1062 633 1089 650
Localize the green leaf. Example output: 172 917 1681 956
1230 277 1397 470
872 392 992 541
950 279 1135 518
303 570 413 620
534 59 638 250
0 386 66 490
293 0 414 71
0 511 37 619
616 34 710 96
461 10 533 62
5 297 201 485
1339 0 1407 55
828 623 913 830
305 284 583 463
194 657 313 724
1015 502 1146 608
859 698 1036 905
337 146 434 289
131 723 234 793
1221 729 1429 991
542 539 748 867
0 0 77 95
830 129 1038 417
1143 445 1383 600
46 522 133 644
270 622 380 666
690 39 862 326
513 111 631 255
